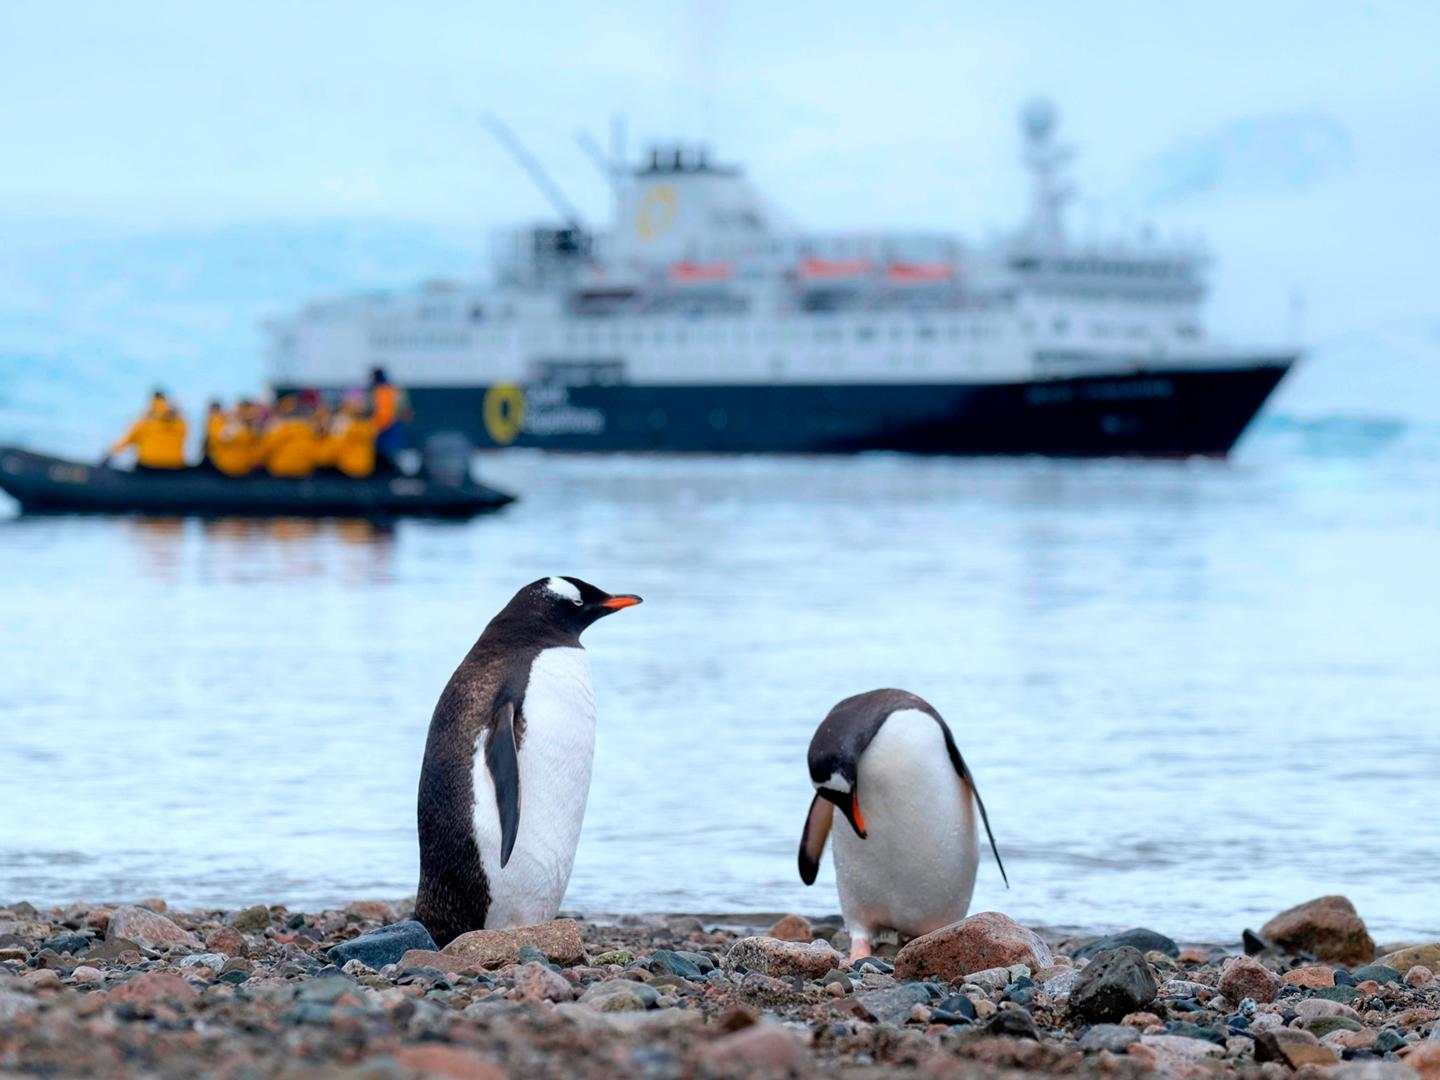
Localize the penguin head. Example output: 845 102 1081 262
808 755 867 839
515 576 642 636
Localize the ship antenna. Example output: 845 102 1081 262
1020 98 1073 245
575 130 620 190
480 112 587 227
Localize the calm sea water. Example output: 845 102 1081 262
2 432 1438 942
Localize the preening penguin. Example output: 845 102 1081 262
798 689 1007 960
415 576 641 946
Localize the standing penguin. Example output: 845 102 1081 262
797 689 1007 960
415 576 641 945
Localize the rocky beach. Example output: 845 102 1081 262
1 895 1437 1078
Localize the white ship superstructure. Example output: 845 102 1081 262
266 102 1291 456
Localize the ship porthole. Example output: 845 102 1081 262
648 409 668 430
709 408 728 430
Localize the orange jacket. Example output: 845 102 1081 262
325 415 376 478
373 384 398 430
259 417 318 478
111 413 188 469
211 420 260 477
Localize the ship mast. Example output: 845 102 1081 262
1020 98 1073 246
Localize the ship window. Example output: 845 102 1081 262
856 326 875 341
1052 317 1069 335
889 326 903 341
916 325 936 340
948 325 962 340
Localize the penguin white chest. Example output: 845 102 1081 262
831 710 979 941
471 647 595 927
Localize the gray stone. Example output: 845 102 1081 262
647 950 704 980
228 905 270 932
1069 946 1158 1023
1073 928 1179 961
327 921 436 970
856 983 930 1025
1352 964 1405 985
1080 1024 1141 1053
1305 1015 1364 1037
985 1008 1040 1040
579 979 658 1012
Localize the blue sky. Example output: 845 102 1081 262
1 1 1438 350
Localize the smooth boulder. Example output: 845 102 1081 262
104 906 201 951
442 919 586 968
328 920 436 969
724 936 842 979
1261 896 1375 966
893 912 1052 982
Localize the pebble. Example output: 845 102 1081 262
327 921 436 970
1254 1027 1339 1068
856 983 930 1025
0 899 1432 1080
1405 965 1434 988
892 912 1053 982
443 919 587 968
700 1023 809 1074
1283 965 1337 988
768 914 813 942
724 936 842 979
104 905 201 951
227 905 270 932
646 949 703 980
1074 928 1180 961
512 960 574 1002
1260 895 1376 967
1220 954 1283 1004
1401 1043 1440 1079
1080 1023 1142 1052
178 953 226 974
593 949 635 966
1069 946 1158 1023
579 979 656 1012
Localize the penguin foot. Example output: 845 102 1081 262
849 937 872 962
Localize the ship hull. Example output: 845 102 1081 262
304 361 1291 457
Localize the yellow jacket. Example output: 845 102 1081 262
111 414 188 469
326 416 376 478
259 418 318 478
204 412 226 457
211 421 260 477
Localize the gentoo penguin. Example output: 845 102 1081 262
415 576 641 945
797 688 1007 960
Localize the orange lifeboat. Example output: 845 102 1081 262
886 260 954 284
669 260 734 284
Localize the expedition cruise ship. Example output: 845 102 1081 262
266 103 1294 456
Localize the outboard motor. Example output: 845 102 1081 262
422 432 475 486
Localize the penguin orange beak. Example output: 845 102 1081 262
599 594 642 610
837 791 867 839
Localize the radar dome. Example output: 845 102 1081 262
1022 98 1057 141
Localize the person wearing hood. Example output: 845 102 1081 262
107 390 188 470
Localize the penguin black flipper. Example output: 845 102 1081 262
939 725 1009 888
797 793 834 886
486 700 522 868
